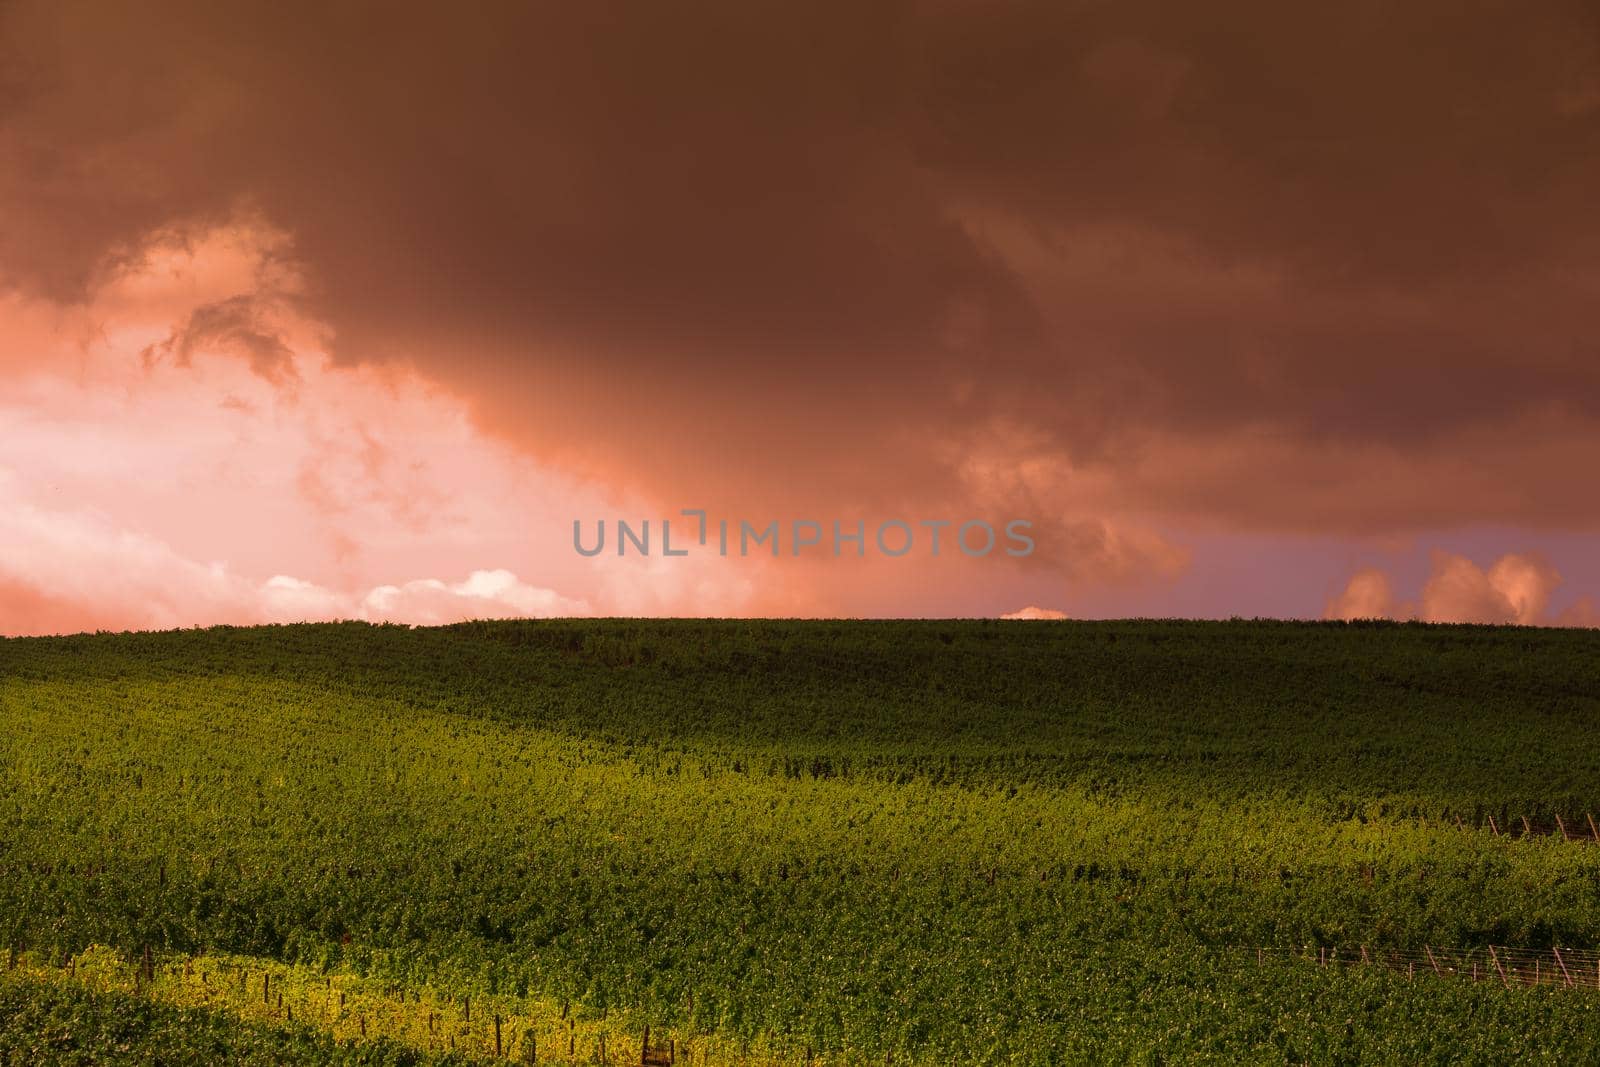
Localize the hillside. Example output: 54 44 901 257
3 619 1600 1062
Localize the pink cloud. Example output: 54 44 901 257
1001 606 1069 620
0 219 1201 633
361 570 589 626
0 222 761 633
1324 568 1396 621
1556 597 1600 629
0 471 589 634
1480 553 1563 626
1327 551 1573 627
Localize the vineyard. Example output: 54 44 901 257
3 618 1600 1062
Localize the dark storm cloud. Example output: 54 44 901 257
3 0 1599 535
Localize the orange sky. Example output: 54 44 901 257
2 1 1599 633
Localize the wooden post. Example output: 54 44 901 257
495 1015 503 1057
1360 944 1370 965
1553 947 1574 987
1488 814 1499 836
264 973 270 1004
1425 946 1443 976
1523 815 1533 837
644 1026 650 1065
1589 812 1600 843
464 996 471 1022
1556 814 1568 839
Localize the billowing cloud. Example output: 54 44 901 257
0 225 767 633
2 0 1599 543
362 571 589 626
1480 554 1564 626
1324 568 1397 622
1327 552 1578 627
0 452 590 633
1001 606 1068 621
3 3 1600 628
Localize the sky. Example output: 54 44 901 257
2 0 1599 633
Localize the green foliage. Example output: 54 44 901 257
2 618 1600 1061
0 972 461 1065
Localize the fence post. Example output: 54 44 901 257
1489 946 1509 987
1553 947 1574 987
